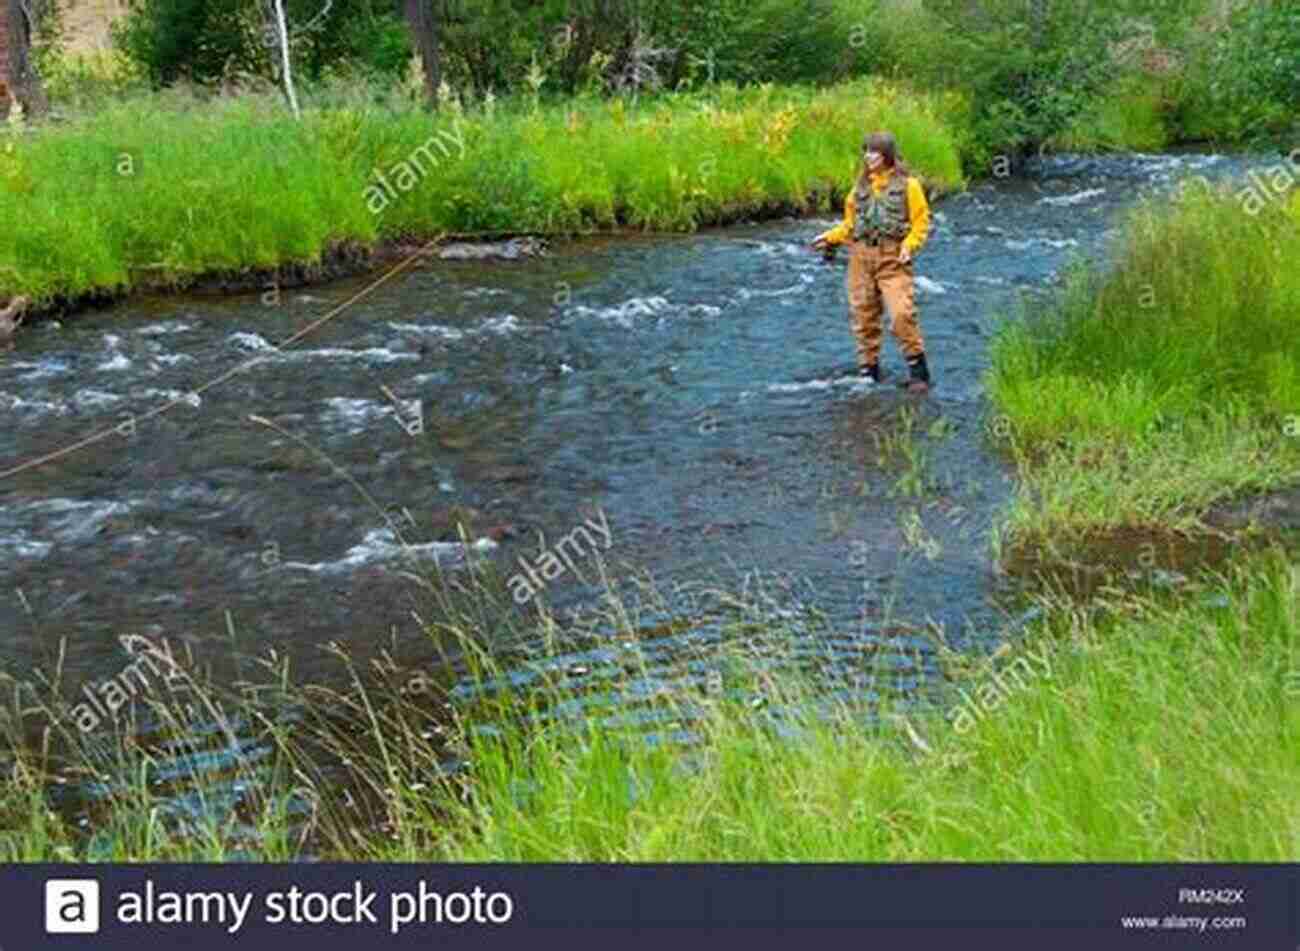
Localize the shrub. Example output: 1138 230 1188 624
113 0 253 86
426 0 868 98
1166 0 1300 143
113 0 409 87
711 0 860 86
1050 74 1171 152
871 0 1201 160
1226 0 1300 108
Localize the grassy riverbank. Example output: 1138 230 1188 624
9 0 1295 315
986 173 1300 565
3 550 1296 862
0 78 964 307
426 558 1298 862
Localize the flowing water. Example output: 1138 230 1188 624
0 153 1271 767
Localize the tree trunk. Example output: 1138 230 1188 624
3 0 49 116
403 0 439 108
271 0 300 119
0 2 9 107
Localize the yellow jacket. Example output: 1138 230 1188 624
818 169 931 255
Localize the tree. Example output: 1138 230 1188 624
266 0 301 117
2 0 49 115
115 0 412 90
403 0 438 107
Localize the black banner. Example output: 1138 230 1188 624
6 864 1295 949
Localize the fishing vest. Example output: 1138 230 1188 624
852 172 911 242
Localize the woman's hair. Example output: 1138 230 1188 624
861 130 913 178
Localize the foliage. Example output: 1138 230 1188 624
431 0 868 98
1050 74 1170 152
37 50 151 111
688 0 856 87
430 555 1299 861
30 0 69 80
6 543 1296 861
112 0 411 86
987 174 1300 542
909 0 1178 161
1218 0 1300 108
82 0 1296 160
1167 0 1300 143
113 0 252 85
0 78 963 303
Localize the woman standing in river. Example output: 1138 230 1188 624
811 130 933 394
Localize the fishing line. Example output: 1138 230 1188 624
0 242 437 481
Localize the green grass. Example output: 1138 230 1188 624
0 77 965 304
4 551 1296 862
987 178 1300 546
4 49 1272 312
410 555 1300 861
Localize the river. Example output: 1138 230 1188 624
0 152 1265 718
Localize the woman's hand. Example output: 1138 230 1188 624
810 235 829 252
898 245 913 265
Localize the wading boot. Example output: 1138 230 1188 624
858 362 881 384
905 352 930 395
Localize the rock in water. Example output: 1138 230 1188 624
437 237 547 261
